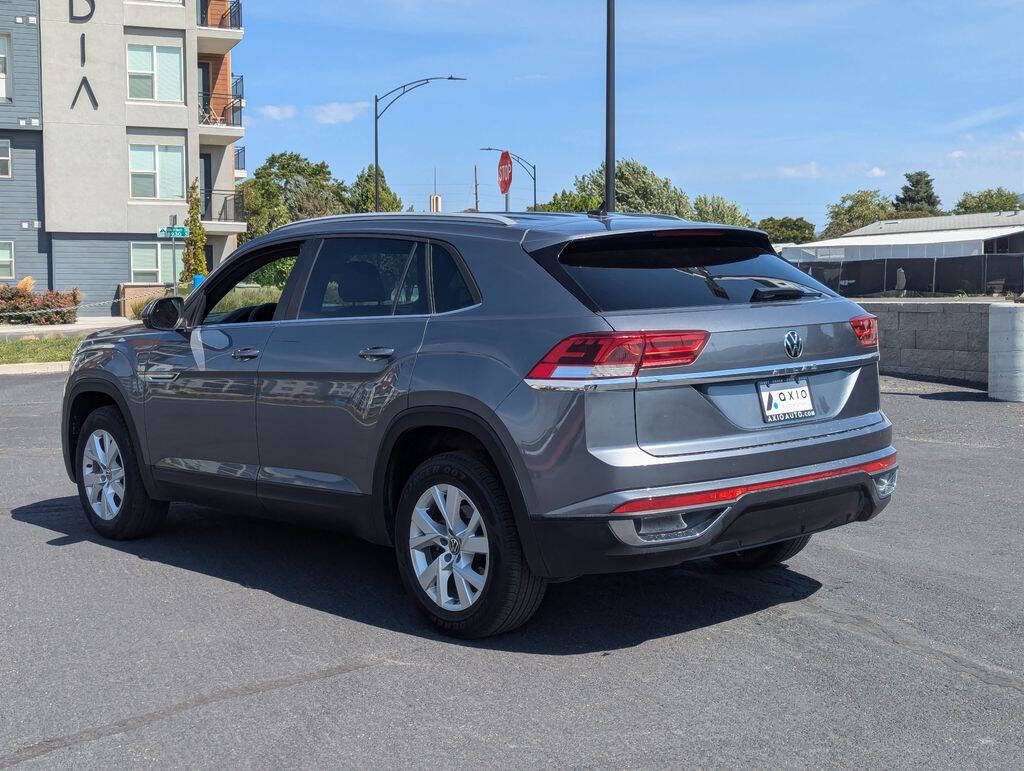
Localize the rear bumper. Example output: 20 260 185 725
528 448 897 579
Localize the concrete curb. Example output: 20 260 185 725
0 361 71 376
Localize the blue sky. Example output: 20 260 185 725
236 0 1024 228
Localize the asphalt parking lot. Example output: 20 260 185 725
1 373 1022 768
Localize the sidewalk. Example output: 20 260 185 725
0 316 133 342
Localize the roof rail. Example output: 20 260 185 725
275 211 518 233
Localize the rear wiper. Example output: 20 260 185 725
750 287 820 303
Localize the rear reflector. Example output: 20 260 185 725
850 314 878 347
527 331 709 380
612 455 897 515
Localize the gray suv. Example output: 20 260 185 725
61 212 897 638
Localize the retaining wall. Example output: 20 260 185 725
857 301 991 387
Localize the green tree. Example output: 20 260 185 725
822 189 895 238
692 194 754 227
953 187 1022 214
571 159 693 217
345 165 403 213
238 152 347 244
531 188 602 212
757 216 816 244
894 170 941 213
180 177 207 283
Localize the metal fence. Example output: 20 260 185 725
793 254 1024 297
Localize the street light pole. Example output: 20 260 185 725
373 75 467 212
480 148 538 210
605 0 616 212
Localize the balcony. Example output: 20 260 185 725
197 0 243 55
197 78 244 145
234 145 246 179
201 190 246 235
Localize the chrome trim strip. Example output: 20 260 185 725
524 376 636 392
635 352 879 387
525 352 878 391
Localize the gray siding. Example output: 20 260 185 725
52 235 135 316
0 129 48 286
0 0 42 131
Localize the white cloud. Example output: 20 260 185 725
867 166 886 178
259 105 297 121
311 101 370 125
777 161 821 178
1018 129 1024 142
948 149 967 160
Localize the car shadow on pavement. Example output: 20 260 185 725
12 497 822 655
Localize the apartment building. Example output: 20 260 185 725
0 0 246 315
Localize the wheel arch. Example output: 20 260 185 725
373 406 549 576
63 377 165 500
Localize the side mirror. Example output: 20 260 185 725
142 296 185 331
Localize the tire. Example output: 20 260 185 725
394 451 546 639
75 405 168 540
711 535 811 568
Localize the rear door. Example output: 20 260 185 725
548 230 882 458
255 236 429 528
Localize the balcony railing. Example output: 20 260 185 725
199 91 243 127
231 74 244 100
234 145 246 173
202 190 245 223
198 0 243 29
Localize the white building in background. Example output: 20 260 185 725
781 211 1024 296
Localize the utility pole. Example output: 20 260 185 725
605 0 616 212
474 164 479 211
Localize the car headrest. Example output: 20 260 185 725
335 261 385 304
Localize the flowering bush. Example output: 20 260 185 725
0 284 82 325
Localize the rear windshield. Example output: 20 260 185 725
556 234 830 312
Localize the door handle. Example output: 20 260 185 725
359 346 395 361
231 347 261 361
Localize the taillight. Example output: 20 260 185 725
526 331 709 380
850 315 878 347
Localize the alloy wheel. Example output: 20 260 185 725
409 484 490 611
81 430 126 521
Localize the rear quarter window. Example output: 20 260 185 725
552 232 832 312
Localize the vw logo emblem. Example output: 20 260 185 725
784 330 803 359
448 537 461 555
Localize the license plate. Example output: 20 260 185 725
757 378 815 423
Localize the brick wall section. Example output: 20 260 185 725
858 302 990 386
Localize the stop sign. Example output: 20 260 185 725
497 151 513 195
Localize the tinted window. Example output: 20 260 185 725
559 237 830 312
299 238 428 319
432 244 474 313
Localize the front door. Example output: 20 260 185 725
140 241 308 504
256 236 429 533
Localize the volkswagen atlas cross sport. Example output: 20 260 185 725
61 212 897 638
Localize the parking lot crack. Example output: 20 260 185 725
0 656 398 768
786 602 1024 696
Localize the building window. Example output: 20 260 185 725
131 242 184 284
127 44 183 102
0 139 10 178
0 242 13 280
0 34 9 102
129 144 185 199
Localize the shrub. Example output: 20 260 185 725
0 285 82 325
